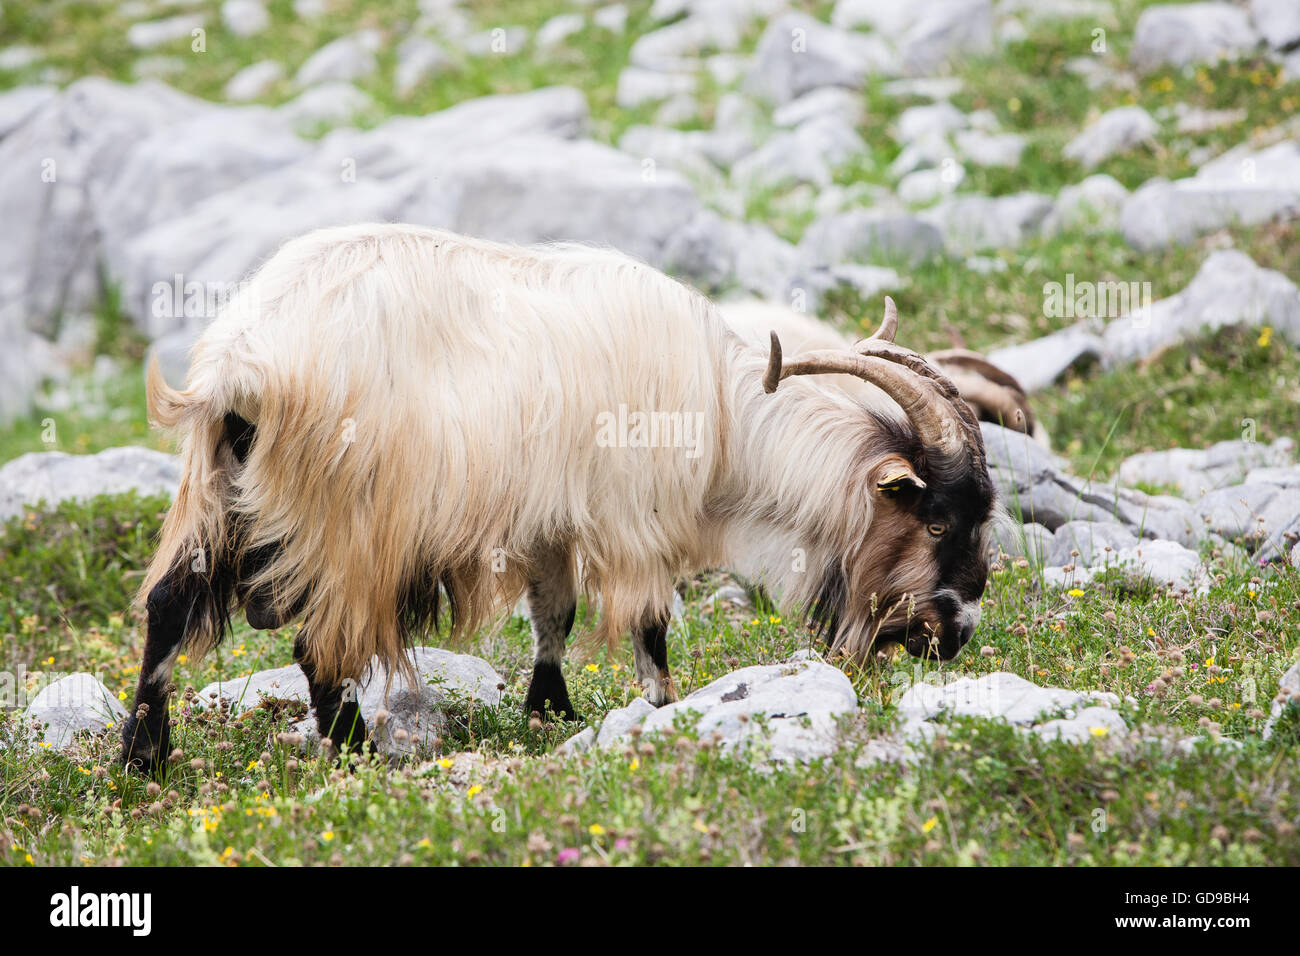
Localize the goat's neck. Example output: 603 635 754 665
709 343 878 595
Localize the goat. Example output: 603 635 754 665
121 223 997 773
720 299 1050 447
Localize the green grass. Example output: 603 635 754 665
1 494 1297 866
1037 323 1300 477
2 0 1299 867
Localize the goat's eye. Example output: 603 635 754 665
927 523 946 537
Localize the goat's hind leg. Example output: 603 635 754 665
121 550 231 775
293 632 369 759
523 545 580 721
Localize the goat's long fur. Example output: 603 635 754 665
143 225 995 694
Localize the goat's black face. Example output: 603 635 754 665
904 466 993 660
815 420 996 665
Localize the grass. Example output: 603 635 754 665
1 0 1298 866
1 494 1298 866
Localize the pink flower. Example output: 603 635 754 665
556 848 580 865
614 839 630 851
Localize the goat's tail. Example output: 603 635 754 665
136 356 247 661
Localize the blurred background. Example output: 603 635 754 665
0 0 1296 483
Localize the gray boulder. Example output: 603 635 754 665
1130 3 1260 74
641 658 858 763
1117 436 1295 499
0 447 180 521
800 208 945 267
616 67 696 108
567 657 858 763
897 671 1123 740
954 129 1025 168
222 0 270 37
1043 174 1129 234
1194 482 1286 545
1044 538 1208 593
278 81 374 130
1102 249 1300 363
1046 520 1139 567
200 647 505 756
731 114 865 190
128 14 206 51
0 79 206 342
1251 0 1300 50
833 0 994 75
224 61 285 101
295 30 381 87
772 86 865 130
989 521 1055 562
745 13 896 105
920 192 1053 254
24 673 127 750
394 36 450 98
0 84 57 138
1121 141 1300 251
1063 106 1158 169
986 322 1105 392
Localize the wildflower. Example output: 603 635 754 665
922 816 938 833
588 824 605 836
1067 588 1084 598
437 758 454 769
628 757 640 771
246 759 259 772
466 785 482 799
1259 326 1274 348
321 831 335 842
584 663 599 673
692 819 709 834
1090 726 1109 738
556 848 580 865
118 691 127 701
768 615 781 624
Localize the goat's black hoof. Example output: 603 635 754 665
524 663 579 722
120 713 170 778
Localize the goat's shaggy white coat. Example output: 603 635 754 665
147 224 929 683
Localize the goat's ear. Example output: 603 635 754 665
873 456 926 499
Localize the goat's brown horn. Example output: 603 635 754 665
763 330 783 394
771 349 969 455
864 295 898 343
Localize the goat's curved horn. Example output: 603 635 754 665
769 348 970 455
862 295 898 343
763 331 783 394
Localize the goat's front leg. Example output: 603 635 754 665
633 609 679 706
523 543 580 721
293 631 368 757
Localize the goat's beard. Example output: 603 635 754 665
809 565 951 665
